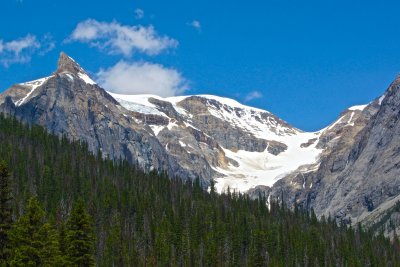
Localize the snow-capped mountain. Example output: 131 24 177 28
1 52 400 235
107 92 324 193
0 52 334 195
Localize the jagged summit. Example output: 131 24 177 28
55 52 96 85
55 52 84 74
2 53 400 233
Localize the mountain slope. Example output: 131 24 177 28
269 79 400 232
1 52 400 232
1 115 398 266
108 92 325 192
0 52 328 191
0 53 206 182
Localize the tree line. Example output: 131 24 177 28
0 113 399 266
1 161 95 266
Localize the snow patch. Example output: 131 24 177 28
167 94 267 113
78 72 96 85
167 120 179 130
107 93 169 117
378 95 385 105
214 131 322 193
150 125 165 136
15 77 50 106
348 104 367 111
326 115 344 131
347 112 356 126
65 73 74 81
179 141 187 147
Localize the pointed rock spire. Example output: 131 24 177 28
55 52 86 75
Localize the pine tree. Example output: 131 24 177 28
103 214 125 266
57 222 70 267
0 115 399 265
9 197 60 266
66 199 95 267
0 161 12 265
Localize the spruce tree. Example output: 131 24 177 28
0 161 12 265
57 222 70 267
9 197 60 266
66 199 95 267
0 115 399 265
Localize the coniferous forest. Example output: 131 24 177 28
0 114 399 266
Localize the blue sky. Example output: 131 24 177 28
1 0 400 131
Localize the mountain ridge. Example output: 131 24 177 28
0 52 375 190
1 52 399 234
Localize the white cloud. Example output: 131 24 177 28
68 19 178 57
4 34 39 55
134 8 144 19
96 61 188 97
187 20 201 32
0 34 55 67
244 91 263 102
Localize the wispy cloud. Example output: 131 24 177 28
244 91 263 102
187 20 201 32
96 61 188 97
134 8 144 19
38 34 56 55
0 34 55 67
68 19 178 57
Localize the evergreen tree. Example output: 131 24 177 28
66 199 95 267
0 114 399 266
57 222 69 267
0 161 12 265
9 197 60 266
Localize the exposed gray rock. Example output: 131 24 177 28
3 52 400 233
269 78 400 229
0 53 203 183
55 52 85 75
176 96 289 154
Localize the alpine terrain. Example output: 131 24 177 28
1 52 399 236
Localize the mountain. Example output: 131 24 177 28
269 78 400 233
0 52 324 190
0 52 399 234
106 92 326 193
2 115 398 266
0 53 192 181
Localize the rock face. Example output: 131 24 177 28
0 53 315 188
0 53 199 182
106 92 323 193
176 96 291 153
269 79 400 234
2 52 400 233
55 52 85 74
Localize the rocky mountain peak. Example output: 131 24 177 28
386 74 400 94
3 53 400 236
55 52 86 75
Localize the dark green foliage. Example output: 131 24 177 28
57 222 69 267
66 199 95 267
0 114 399 266
0 161 12 265
8 197 60 266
